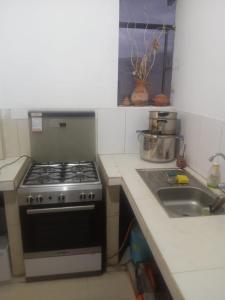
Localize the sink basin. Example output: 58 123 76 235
137 169 225 218
157 187 217 217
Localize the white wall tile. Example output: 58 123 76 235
1 118 31 158
179 112 202 172
179 112 223 179
196 116 223 177
0 109 11 119
17 119 31 156
10 109 28 120
97 109 125 154
219 122 225 182
124 109 149 153
2 119 20 157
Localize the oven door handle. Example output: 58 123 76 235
26 205 95 215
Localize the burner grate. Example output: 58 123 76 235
23 162 99 185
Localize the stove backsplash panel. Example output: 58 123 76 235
29 111 96 163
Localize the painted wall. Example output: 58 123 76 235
0 0 119 109
172 0 225 179
172 0 225 120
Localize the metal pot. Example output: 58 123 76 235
149 111 177 135
137 130 176 163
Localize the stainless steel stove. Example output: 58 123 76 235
18 161 102 206
18 161 105 281
17 112 105 281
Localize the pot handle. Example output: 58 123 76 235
158 112 170 117
136 130 144 142
156 119 167 123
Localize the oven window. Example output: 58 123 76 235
19 202 105 253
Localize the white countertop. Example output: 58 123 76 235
0 156 30 191
99 154 225 300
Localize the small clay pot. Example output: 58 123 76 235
120 96 131 106
153 94 169 106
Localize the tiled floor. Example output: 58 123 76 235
0 269 135 300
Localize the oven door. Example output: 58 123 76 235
19 201 105 254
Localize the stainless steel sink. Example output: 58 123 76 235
157 186 219 217
137 169 225 218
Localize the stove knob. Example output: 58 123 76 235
80 192 86 200
88 192 95 200
58 194 65 202
26 195 34 205
36 195 43 204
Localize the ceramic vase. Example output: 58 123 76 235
131 79 149 106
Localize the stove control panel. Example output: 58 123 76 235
27 195 43 204
79 192 86 200
58 194 65 202
79 192 96 200
36 195 43 204
26 195 34 205
88 192 95 200
19 188 102 206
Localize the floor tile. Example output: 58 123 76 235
0 277 88 300
87 270 135 300
0 270 135 300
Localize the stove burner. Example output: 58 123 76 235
23 162 99 186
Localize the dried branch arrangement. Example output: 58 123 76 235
127 25 164 82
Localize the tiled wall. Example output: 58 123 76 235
0 107 175 158
178 111 225 181
0 110 31 159
2 108 224 181
97 108 150 154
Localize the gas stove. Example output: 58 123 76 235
17 112 105 281
18 161 102 206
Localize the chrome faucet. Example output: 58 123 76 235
209 153 225 162
210 195 225 213
207 153 225 212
